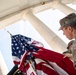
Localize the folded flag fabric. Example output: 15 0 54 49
19 51 59 75
19 47 76 75
11 34 76 75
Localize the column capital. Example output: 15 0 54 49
52 0 62 9
23 9 33 20
51 0 76 14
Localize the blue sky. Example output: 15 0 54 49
0 4 76 71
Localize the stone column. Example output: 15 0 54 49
0 51 8 75
52 0 76 15
23 9 67 52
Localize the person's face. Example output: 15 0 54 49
61 26 73 40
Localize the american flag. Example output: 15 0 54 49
11 34 76 75
11 34 44 64
19 47 76 75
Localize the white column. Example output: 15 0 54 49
0 51 8 75
23 9 67 52
52 1 76 15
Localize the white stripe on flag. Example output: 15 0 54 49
49 61 69 75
